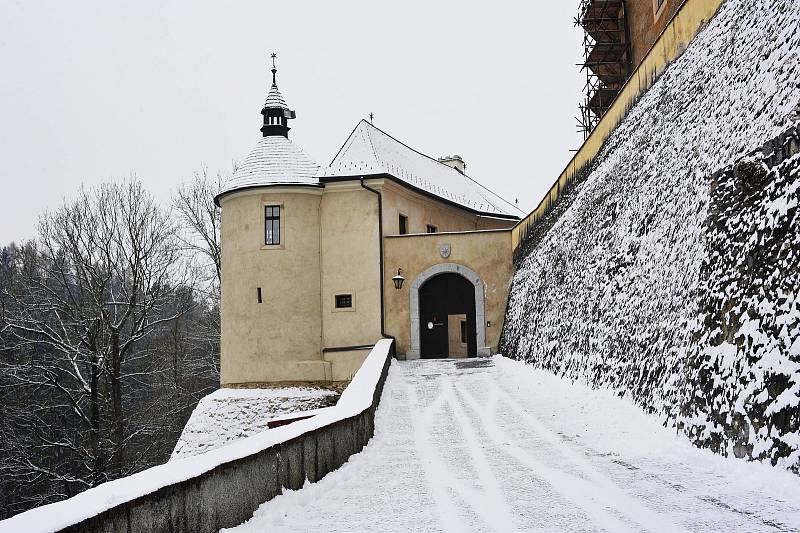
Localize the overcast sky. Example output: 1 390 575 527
0 1 584 244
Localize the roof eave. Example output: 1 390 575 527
318 172 520 221
214 182 325 207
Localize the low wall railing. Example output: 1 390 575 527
0 339 395 533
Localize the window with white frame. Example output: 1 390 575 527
264 205 280 245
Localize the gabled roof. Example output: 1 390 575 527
318 120 523 218
216 136 320 204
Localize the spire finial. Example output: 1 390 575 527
270 52 277 85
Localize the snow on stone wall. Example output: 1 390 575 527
683 138 800 468
501 0 800 471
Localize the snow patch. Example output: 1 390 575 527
171 386 338 460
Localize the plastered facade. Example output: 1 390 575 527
383 230 514 359
380 179 513 235
319 182 383 381
220 187 326 384
220 179 517 385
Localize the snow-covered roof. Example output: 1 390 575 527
264 83 289 110
217 120 523 217
216 136 320 203
319 120 523 218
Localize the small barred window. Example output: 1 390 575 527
335 294 353 309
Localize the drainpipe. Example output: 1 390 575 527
360 178 396 355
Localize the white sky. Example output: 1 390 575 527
0 1 584 244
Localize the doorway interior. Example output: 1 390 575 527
419 273 477 358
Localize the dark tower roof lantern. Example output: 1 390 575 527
260 52 296 138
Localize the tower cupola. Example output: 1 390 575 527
260 53 296 138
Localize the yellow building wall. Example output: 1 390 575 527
511 0 724 252
319 182 383 380
219 187 329 385
219 179 519 384
380 178 516 235
383 230 514 358
318 178 516 379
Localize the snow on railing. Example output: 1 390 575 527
0 339 395 533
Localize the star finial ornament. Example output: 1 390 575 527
270 52 278 84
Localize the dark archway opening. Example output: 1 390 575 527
419 273 476 359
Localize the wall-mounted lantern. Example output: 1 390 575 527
392 269 405 290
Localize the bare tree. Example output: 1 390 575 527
172 169 224 378
1 180 187 499
0 176 226 518
173 168 222 292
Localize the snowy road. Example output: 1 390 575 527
225 357 800 532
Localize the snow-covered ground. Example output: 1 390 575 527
171 386 339 459
225 358 800 533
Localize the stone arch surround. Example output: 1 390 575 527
407 263 488 359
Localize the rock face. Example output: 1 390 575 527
501 0 800 471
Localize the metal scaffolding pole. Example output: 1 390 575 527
574 0 632 139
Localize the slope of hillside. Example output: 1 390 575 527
501 0 800 470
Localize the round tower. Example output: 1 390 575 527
215 55 328 385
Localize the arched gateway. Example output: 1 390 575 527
407 263 488 359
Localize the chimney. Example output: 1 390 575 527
438 154 466 174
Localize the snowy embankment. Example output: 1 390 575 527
224 357 800 533
502 0 800 470
171 386 338 460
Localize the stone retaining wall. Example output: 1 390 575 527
501 0 800 472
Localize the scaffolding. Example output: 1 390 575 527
575 0 632 138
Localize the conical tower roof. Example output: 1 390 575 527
264 82 289 110
215 54 319 206
263 52 290 110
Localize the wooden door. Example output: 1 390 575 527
419 273 476 358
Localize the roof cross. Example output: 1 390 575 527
369 112 374 123
270 52 277 84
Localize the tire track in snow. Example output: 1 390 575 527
223 359 800 532
455 378 686 533
490 363 799 532
439 378 521 533
406 367 520 532
404 369 470 533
